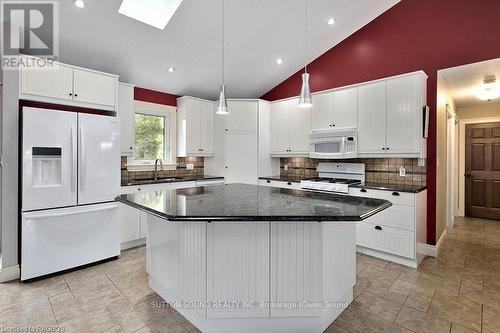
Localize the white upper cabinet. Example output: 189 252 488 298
311 87 357 131
177 96 214 157
270 100 290 154
20 55 118 111
73 68 116 108
311 92 332 131
118 83 135 156
358 81 387 154
21 60 74 102
270 98 310 156
386 74 424 155
358 71 427 158
332 87 358 128
289 98 311 153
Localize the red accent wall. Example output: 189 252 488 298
134 87 179 107
261 0 500 245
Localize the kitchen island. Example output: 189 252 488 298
117 184 391 333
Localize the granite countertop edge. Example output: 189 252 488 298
121 175 224 187
116 195 392 223
351 183 428 193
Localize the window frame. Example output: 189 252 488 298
126 101 177 171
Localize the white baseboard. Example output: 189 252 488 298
0 265 20 282
416 229 447 258
121 238 146 250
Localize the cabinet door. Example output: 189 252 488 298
118 83 135 155
332 87 358 128
289 98 311 153
225 133 258 185
200 100 215 154
358 81 387 154
311 92 332 131
226 100 258 133
386 74 422 154
21 59 74 101
270 100 290 153
186 98 201 154
119 202 141 242
73 68 116 108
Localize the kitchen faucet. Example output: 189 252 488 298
154 159 163 181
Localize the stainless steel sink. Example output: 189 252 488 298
124 177 186 186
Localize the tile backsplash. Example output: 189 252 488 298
280 158 426 187
121 156 204 185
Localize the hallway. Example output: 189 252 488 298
329 217 500 332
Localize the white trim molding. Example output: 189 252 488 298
0 265 20 282
417 229 447 258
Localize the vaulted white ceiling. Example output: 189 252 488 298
58 0 399 99
439 58 500 108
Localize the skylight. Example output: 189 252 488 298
118 0 183 30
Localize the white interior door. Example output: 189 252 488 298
78 113 120 205
225 133 258 184
22 108 77 211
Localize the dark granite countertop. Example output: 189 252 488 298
351 182 427 193
116 183 392 222
259 176 312 183
122 175 224 187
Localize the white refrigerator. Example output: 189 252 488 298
21 107 121 280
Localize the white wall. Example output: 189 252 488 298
1 54 20 269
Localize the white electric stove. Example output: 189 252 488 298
300 162 365 194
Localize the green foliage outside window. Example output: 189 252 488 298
135 113 165 160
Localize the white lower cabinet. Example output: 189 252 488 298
119 180 197 249
258 179 301 190
349 187 427 268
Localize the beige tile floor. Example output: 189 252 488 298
2 216 500 333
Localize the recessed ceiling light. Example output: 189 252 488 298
476 76 500 101
276 58 283 65
327 18 336 25
74 0 85 9
167 67 175 73
118 0 184 30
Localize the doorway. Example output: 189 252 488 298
465 122 500 220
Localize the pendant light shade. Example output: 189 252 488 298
298 0 313 109
216 0 228 115
216 84 229 114
298 73 312 108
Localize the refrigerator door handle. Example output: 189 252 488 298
80 125 86 191
71 125 77 193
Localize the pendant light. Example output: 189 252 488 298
298 0 312 108
216 0 229 115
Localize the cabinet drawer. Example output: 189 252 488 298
379 190 414 206
259 179 301 190
356 221 415 259
349 187 380 198
371 205 415 231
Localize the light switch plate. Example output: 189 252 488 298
186 163 194 170
399 166 406 177
284 164 289 171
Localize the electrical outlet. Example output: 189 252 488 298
418 158 426 167
186 163 194 170
284 164 289 171
399 166 406 177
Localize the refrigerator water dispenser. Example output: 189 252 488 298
32 147 62 187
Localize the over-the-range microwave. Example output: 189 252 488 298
309 128 358 159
